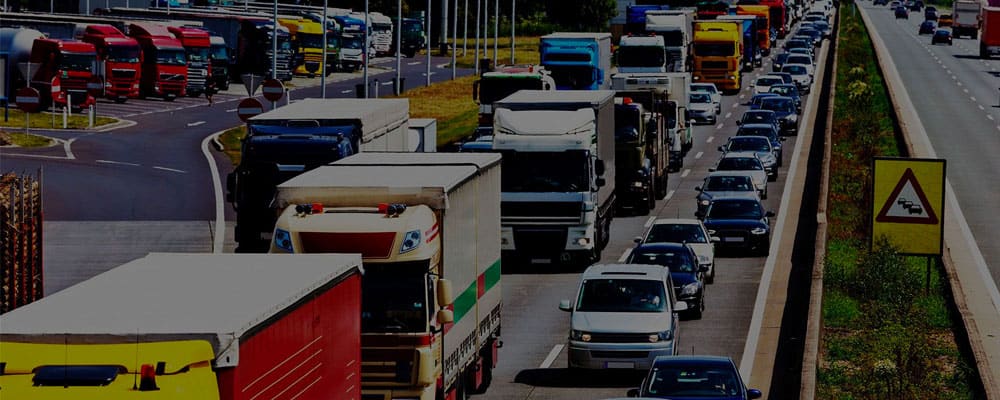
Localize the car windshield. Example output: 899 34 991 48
775 54 789 63
788 56 811 64
576 279 667 313
757 77 782 86
783 65 808 75
770 86 795 96
761 98 794 111
742 112 775 124
645 364 742 397
645 223 708 243
629 249 697 272
704 176 754 191
717 157 763 171
728 138 770 152
690 93 712 103
692 84 716 94
708 199 764 219
786 40 808 49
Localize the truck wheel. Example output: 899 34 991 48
164 95 176 102
657 174 668 199
114 98 127 104
646 184 656 214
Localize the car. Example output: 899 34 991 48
889 0 901 8
895 6 909 18
628 243 708 318
768 83 802 112
784 39 813 58
709 152 770 198
748 92 779 110
769 72 795 87
560 264 685 370
804 13 827 24
636 218 720 283
758 96 799 135
736 123 786 166
796 28 823 46
771 52 790 72
919 20 937 34
627 355 763 399
737 109 782 133
719 136 778 180
874 0 887 5
695 194 775 256
751 75 785 95
788 47 815 59
925 6 938 20
687 92 718 124
939 13 952 26
932 29 953 45
909 0 924 11
781 64 813 92
786 54 814 68
812 20 833 38
695 172 761 215
690 83 723 114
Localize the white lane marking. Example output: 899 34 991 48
65 137 78 160
707 136 715 143
739 94 746 99
732 103 739 109
964 88 969 93
204 130 228 253
971 96 977 102
645 216 657 228
716 123 724 129
407 61 421 65
152 166 187 173
979 105 986 110
665 189 675 200
725 112 732 119
997 126 1000 131
341 89 353 94
226 108 237 112
681 169 691 178
695 151 704 159
96 159 140 167
952 75 957 80
958 82 963 87
540 344 565 369
187 121 206 127
381 81 393 86
988 115 994 121
618 248 633 263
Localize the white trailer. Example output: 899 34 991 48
646 9 695 72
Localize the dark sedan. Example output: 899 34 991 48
758 96 799 135
696 194 774 256
895 6 909 19
696 172 760 214
769 83 802 112
772 53 790 72
628 243 708 319
932 29 953 45
737 109 782 133
628 355 763 399
919 20 937 34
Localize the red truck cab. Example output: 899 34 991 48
128 22 187 100
81 24 141 103
167 26 212 97
28 38 97 110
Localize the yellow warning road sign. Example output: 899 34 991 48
872 157 946 255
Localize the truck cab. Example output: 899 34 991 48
540 33 612 90
81 24 141 103
209 35 230 90
736 5 773 55
28 38 98 110
644 10 695 73
394 17 426 58
615 97 656 215
369 12 394 56
617 35 667 73
692 22 743 93
334 14 368 71
128 22 188 100
279 17 327 77
473 65 556 127
168 26 212 97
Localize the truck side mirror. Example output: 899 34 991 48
472 80 479 101
437 278 453 307
593 69 602 84
596 177 606 187
595 159 606 176
559 300 572 312
436 309 454 324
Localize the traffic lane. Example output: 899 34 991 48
865 5 1000 279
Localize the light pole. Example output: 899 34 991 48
321 0 328 98
426 0 432 86
451 0 458 79
474 0 480 74
364 0 370 98
510 0 515 64
396 0 402 95
493 0 498 67
463 0 469 56
272 0 278 80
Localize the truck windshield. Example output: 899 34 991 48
210 44 229 61
342 36 364 49
106 45 140 63
403 20 423 33
156 49 187 65
545 65 596 89
500 150 590 193
693 43 736 56
707 199 764 219
576 279 667 313
298 33 324 49
361 261 430 333
479 76 543 104
59 52 95 71
187 47 211 62
618 46 665 68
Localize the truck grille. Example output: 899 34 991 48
60 77 87 90
512 228 567 252
588 333 655 343
361 348 415 384
590 350 650 359
701 61 729 69
159 73 184 81
110 69 137 79
502 201 580 217
304 53 323 62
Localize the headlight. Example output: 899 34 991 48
399 229 421 253
657 330 673 341
633 181 644 188
700 199 711 206
697 255 711 264
751 227 769 235
571 330 592 342
682 283 700 295
575 237 591 246
788 114 799 122
693 76 701 81
274 228 294 252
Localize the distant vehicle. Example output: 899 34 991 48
690 83 722 114
738 109 782 133
688 92 719 124
874 0 888 6
783 38 812 55
788 47 815 59
925 6 939 20
812 21 833 38
695 194 775 256
939 13 953 26
636 218 719 283
919 20 938 34
780 64 813 92
758 96 799 135
736 124 785 166
770 72 795 86
772 53 790 72
896 6 910 19
932 29 954 45
719 136 779 180
626 355 763 399
628 243 708 318
751 75 785 95
768 84 802 112
786 54 814 68
796 28 823 46
709 152 770 198
890 1 901 8
695 172 761 214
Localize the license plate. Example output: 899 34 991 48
724 237 745 242
531 258 553 264
606 361 635 369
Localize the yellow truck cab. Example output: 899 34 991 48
278 17 327 77
692 21 743 93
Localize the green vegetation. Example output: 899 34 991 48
217 126 246 166
444 36 541 69
0 131 54 147
0 109 117 130
818 5 979 398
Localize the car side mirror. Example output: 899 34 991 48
708 167 717 172
699 265 709 272
695 186 702 191
634 236 643 244
673 301 689 312
766 211 776 218
718 145 726 152
627 388 641 397
748 389 763 399
736 120 742 126
596 177 606 188
559 300 572 312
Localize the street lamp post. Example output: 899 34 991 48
272 0 278 80
493 0 498 66
474 0 481 74
364 0 370 98
396 0 402 95
452 0 458 79
321 0 328 98
426 0 432 86
510 0 515 64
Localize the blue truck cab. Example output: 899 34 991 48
717 15 762 70
540 33 612 90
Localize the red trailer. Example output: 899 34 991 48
757 0 789 38
128 22 188 100
81 24 142 103
0 253 363 400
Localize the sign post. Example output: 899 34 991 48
261 78 284 110
237 97 264 122
240 73 263 97
15 87 41 135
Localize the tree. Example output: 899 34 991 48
545 0 617 31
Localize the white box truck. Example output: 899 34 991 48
646 9 696 72
612 72 693 170
952 0 981 39
269 152 502 400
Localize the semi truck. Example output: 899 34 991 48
0 253 363 399
128 22 188 100
81 24 141 103
370 12 394 56
756 0 790 38
982 5 1000 58
209 34 231 90
624 4 672 35
697 0 732 19
28 38 99 110
736 5 772 55
227 98 411 253
540 32 613 90
334 14 368 71
692 21 743 93
612 72 691 172
645 10 695 73
951 0 981 39
168 26 212 96
279 17 328 76
393 16 426 57
472 64 556 127
617 35 668 73
269 152 502 400
614 97 657 215
493 90 617 265
717 15 763 70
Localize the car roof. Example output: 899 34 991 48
583 263 668 280
771 83 798 89
653 355 735 366
652 218 703 226
706 191 763 201
743 109 776 116
722 151 764 159
730 135 772 142
634 242 692 252
761 95 793 102
707 170 757 180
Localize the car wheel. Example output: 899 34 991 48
707 265 715 284
757 239 771 256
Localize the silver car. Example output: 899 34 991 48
710 152 770 197
690 83 722 114
561 264 686 370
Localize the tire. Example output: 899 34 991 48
757 239 771 257
164 95 176 102
647 182 657 213
708 266 716 284
656 174 668 199
114 98 127 104
690 295 705 320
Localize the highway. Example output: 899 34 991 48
861 4 1000 288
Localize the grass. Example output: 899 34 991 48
217 126 245 166
439 36 541 69
0 108 117 130
817 4 980 398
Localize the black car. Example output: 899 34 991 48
919 20 937 34
628 243 707 319
769 83 802 112
895 6 909 18
874 0 887 5
925 6 939 20
909 0 924 11
696 194 775 256
628 356 763 399
932 29 953 45
758 96 799 135
737 109 782 133
772 53 790 72
796 28 823 46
